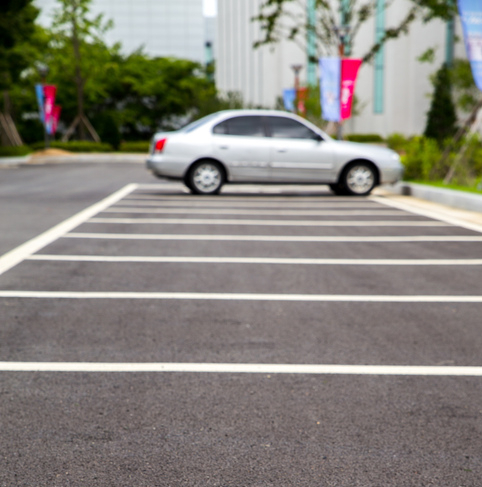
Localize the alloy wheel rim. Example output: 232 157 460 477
346 165 374 194
193 164 221 192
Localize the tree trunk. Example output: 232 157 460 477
71 3 86 140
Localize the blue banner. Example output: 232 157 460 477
282 88 296 112
35 84 45 126
458 0 482 91
319 57 341 122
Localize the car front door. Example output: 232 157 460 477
266 116 335 183
212 116 271 182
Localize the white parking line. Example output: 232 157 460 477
1 291 481 302
121 199 384 208
0 184 138 276
104 207 406 217
27 255 482 266
89 217 450 227
64 233 482 243
1 362 481 376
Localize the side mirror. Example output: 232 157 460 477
313 134 323 142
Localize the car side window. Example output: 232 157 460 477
268 116 319 140
213 116 265 137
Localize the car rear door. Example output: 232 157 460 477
266 116 335 183
212 116 271 182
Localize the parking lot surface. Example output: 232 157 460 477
1 163 481 486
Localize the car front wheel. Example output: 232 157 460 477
342 163 377 196
187 161 225 195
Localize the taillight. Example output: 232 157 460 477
154 138 167 153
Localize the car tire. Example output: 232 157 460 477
187 160 225 195
341 162 377 196
329 183 349 196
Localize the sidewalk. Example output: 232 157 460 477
375 184 482 229
380 181 482 213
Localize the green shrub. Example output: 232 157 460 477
118 141 150 153
30 141 113 152
424 63 457 144
345 134 384 143
0 145 32 157
401 136 443 180
386 133 409 154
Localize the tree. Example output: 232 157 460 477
450 59 482 114
424 63 457 143
0 0 39 146
90 51 219 140
0 0 39 91
253 0 457 65
50 0 116 140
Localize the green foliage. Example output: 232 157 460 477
449 58 482 113
0 0 39 90
400 136 443 180
345 134 384 143
0 145 32 157
118 141 150 153
386 133 409 153
424 63 457 143
30 140 112 152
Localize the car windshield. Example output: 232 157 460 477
180 113 220 133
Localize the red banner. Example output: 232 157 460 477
52 105 61 134
340 59 361 120
43 85 57 134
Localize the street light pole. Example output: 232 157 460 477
291 64 303 114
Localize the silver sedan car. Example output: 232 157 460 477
146 110 403 196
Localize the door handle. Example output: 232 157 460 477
219 146 229 150
277 149 287 153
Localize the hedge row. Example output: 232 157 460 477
118 141 150 153
344 134 384 143
0 145 32 157
30 141 114 152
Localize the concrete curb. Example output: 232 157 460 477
381 182 482 213
0 155 31 166
0 153 146 166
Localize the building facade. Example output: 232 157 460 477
34 0 209 63
216 0 467 137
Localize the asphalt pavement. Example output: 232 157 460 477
1 162 482 486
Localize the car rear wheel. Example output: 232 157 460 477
342 163 376 196
188 161 224 195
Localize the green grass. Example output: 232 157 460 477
410 180 482 195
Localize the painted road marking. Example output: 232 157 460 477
64 233 482 243
1 291 481 302
1 362 481 376
104 207 407 217
0 184 138 277
121 199 384 208
88 217 450 227
27 255 482 266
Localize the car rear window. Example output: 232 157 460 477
213 116 265 137
267 116 318 139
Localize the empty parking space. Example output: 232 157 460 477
2 178 482 485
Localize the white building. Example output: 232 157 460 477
34 0 210 63
216 0 466 137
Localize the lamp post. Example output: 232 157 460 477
333 24 351 140
291 64 303 114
